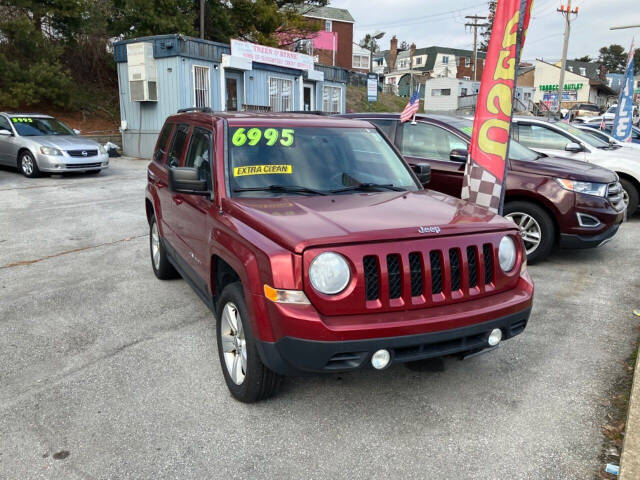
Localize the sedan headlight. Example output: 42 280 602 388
555 178 607 197
498 236 517 273
98 145 107 155
40 146 62 156
309 252 350 295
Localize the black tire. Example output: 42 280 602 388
216 282 281 403
149 215 178 280
18 150 40 178
503 201 555 264
619 178 639 216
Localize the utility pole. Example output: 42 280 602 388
465 15 488 82
556 1 579 112
200 0 205 39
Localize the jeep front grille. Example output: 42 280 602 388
362 243 495 304
607 182 626 211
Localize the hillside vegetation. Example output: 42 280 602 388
346 85 423 113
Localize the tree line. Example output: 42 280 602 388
0 0 325 112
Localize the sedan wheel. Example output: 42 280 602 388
220 302 247 386
505 212 542 255
19 151 40 178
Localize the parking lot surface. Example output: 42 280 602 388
1 158 639 479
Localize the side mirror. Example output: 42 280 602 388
450 148 468 162
565 142 583 153
410 163 431 185
73 129 81 135
0 129 12 136
168 167 209 195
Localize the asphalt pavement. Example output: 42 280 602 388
1 158 639 479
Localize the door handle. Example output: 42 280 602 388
172 195 183 205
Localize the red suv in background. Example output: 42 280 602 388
146 109 533 402
340 113 626 263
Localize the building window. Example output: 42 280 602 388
463 76 470 80
398 59 409 70
442 55 449 64
325 20 332 31
579 67 586 76
431 88 451 96
415 56 423 65
465 57 470 67
322 85 341 113
567 66 573 72
193 65 211 108
352 54 369 69
269 77 294 112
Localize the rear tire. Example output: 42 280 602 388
619 178 639 216
19 151 40 178
504 201 555 264
216 282 281 403
149 215 178 280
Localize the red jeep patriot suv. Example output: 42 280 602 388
146 109 534 402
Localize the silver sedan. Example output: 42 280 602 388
0 113 109 178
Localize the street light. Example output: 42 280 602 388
368 31 385 74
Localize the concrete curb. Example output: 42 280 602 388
620 346 640 479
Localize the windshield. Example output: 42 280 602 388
553 122 610 148
578 104 599 112
457 121 540 161
228 127 419 197
10 117 75 136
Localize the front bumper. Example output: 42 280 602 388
257 307 532 375
36 152 109 172
559 221 621 249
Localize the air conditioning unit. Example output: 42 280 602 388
127 42 158 102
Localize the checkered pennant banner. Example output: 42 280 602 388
461 160 502 214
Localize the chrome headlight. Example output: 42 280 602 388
309 252 350 295
98 145 107 155
498 236 517 273
555 178 607 197
40 146 62 156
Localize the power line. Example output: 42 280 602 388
465 14 489 82
358 2 488 29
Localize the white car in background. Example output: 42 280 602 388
578 104 640 126
511 117 640 214
574 124 640 151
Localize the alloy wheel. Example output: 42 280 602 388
21 155 34 176
622 189 630 208
220 302 247 385
506 212 542 255
151 222 161 270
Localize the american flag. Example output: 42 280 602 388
400 90 420 123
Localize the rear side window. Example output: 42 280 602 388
400 122 467 160
516 124 570 150
167 124 190 167
154 123 173 163
184 128 213 190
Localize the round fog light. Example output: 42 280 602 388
488 328 502 347
371 349 391 370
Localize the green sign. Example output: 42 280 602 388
539 83 583 92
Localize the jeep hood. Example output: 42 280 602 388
225 190 517 253
510 155 618 183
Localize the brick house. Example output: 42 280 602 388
282 6 356 71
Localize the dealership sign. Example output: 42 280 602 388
539 83 583 91
230 39 314 71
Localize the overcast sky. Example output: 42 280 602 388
331 0 638 62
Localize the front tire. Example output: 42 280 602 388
619 178 639 216
149 215 178 280
216 282 281 403
504 201 555 263
19 151 40 178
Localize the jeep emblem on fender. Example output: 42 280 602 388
418 226 441 234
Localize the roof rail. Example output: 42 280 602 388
177 107 213 114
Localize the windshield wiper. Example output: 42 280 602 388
233 184 328 196
330 183 405 193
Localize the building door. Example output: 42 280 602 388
225 71 244 111
303 82 315 111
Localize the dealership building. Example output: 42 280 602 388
113 34 348 158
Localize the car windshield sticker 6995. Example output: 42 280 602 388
231 128 295 147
